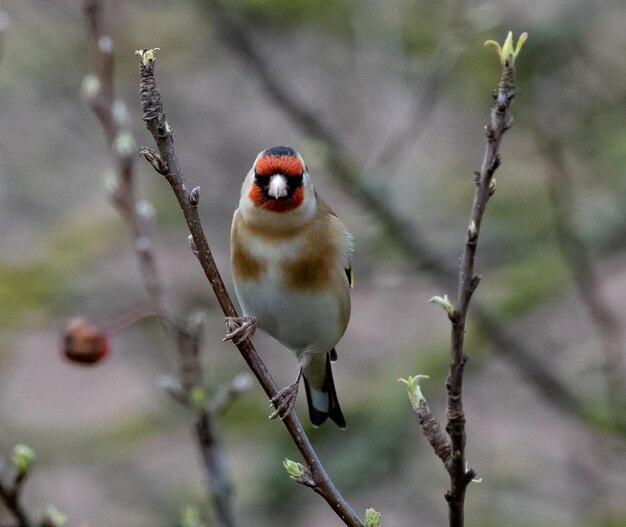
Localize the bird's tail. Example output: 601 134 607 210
303 351 346 428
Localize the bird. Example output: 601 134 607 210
224 146 353 428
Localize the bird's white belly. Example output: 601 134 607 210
234 276 343 355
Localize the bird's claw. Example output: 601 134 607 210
269 382 299 421
223 316 257 345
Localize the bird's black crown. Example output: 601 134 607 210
263 146 297 157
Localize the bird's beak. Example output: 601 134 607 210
268 174 289 199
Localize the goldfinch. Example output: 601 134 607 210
225 146 353 428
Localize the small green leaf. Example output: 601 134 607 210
429 294 455 317
11 444 35 474
398 375 429 412
134 48 160 66
283 458 302 478
484 31 528 66
43 505 67 526
365 507 381 527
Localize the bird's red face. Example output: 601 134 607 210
249 147 305 213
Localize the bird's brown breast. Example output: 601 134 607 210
231 202 344 293
231 212 266 281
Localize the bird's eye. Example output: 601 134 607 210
290 174 303 187
255 174 270 187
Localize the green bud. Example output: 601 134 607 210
283 458 302 478
364 507 381 527
11 444 35 474
428 294 455 317
190 386 206 411
179 504 201 527
43 505 67 526
80 74 101 102
135 48 160 66
113 131 136 159
484 31 528 66
398 375 429 412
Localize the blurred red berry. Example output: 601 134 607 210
62 317 110 365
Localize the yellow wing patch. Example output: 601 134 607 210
345 268 354 288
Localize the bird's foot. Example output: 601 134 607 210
223 316 257 345
269 371 302 421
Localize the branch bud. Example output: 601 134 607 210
11 444 35 475
135 200 155 223
466 462 482 483
429 294 455 317
138 146 168 175
190 386 206 411
41 505 68 527
364 508 381 527
98 35 113 56
467 220 478 242
398 375 429 412
189 186 200 207
135 47 160 66
80 74 101 103
484 31 528 67
112 100 131 128
283 458 302 478
113 130 136 159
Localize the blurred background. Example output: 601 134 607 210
1 0 626 526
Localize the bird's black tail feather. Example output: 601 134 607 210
303 353 346 428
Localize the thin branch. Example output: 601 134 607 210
400 376 452 467
441 40 521 527
135 49 364 527
83 0 164 306
82 3 238 526
202 0 593 428
534 126 624 407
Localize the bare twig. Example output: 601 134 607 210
201 0 595 429
399 376 452 467
535 126 624 406
440 34 523 527
404 34 525 527
135 49 364 527
82 3 238 526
